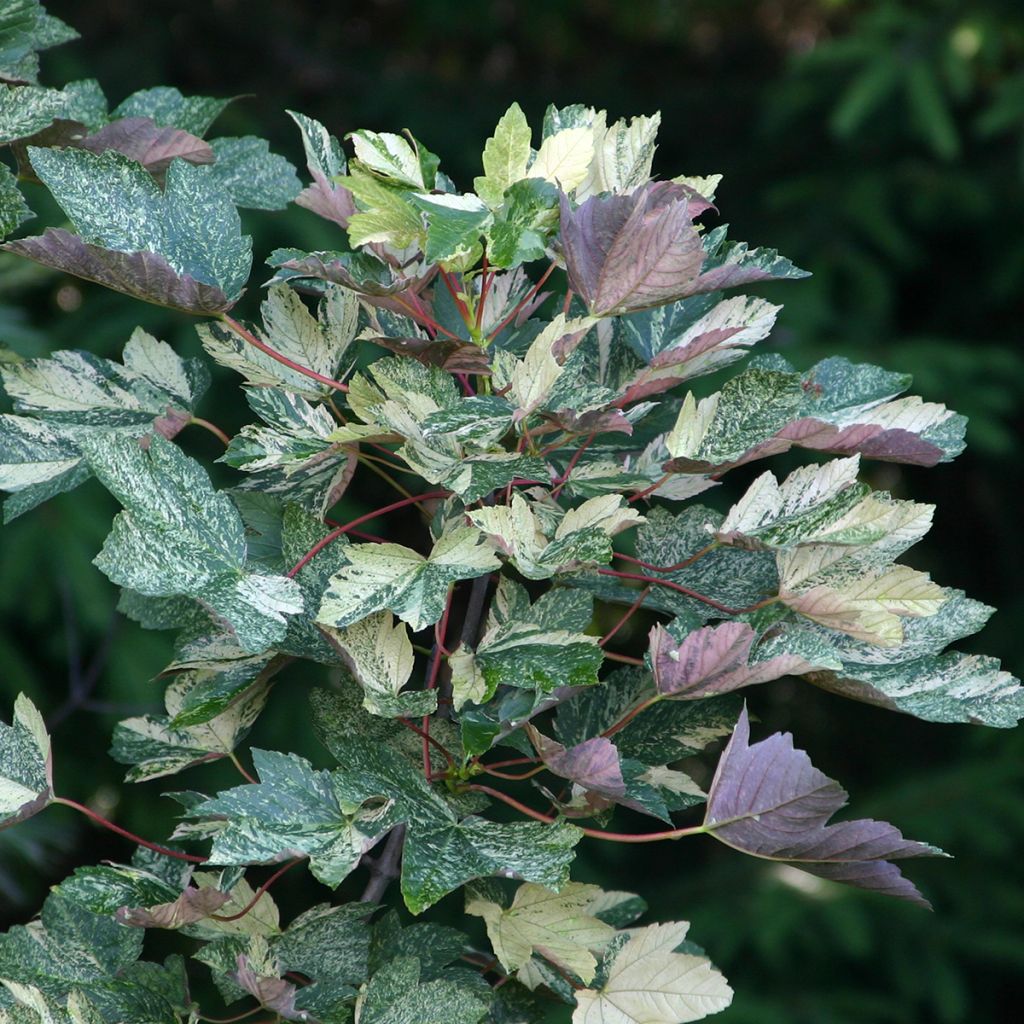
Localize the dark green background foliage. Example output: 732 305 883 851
2 1 1022 1020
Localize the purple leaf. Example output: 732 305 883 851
296 168 356 229
79 116 214 177
560 182 709 316
777 418 946 467
705 708 942 906
369 333 492 374
116 885 230 929
233 955 305 1021
650 623 827 699
2 227 235 315
536 733 626 799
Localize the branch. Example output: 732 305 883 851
359 824 406 904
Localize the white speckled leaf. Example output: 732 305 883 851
0 694 52 830
18 146 251 300
111 671 271 782
1 327 207 429
110 86 234 136
576 110 661 201
0 413 90 521
81 433 302 653
573 922 732 1024
467 882 613 983
0 161 32 239
317 527 499 633
207 136 300 210
193 749 387 887
322 611 437 718
198 283 357 398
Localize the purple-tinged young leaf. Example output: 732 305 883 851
116 885 230 929
78 116 214 176
369 333 492 375
704 708 943 907
775 417 947 467
650 622 830 698
2 227 235 314
560 182 711 316
287 110 356 230
536 733 626 799
233 954 305 1021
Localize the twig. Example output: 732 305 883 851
359 824 406 904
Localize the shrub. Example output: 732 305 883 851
0 5 1020 1022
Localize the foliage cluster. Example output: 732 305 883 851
0 4 1020 1022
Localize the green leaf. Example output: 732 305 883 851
198 282 359 398
193 748 387 887
0 413 90 522
0 161 32 239
322 611 438 718
474 102 532 207
359 956 490 1024
111 670 271 782
0 694 52 830
466 882 613 984
450 579 602 709
2 327 209 430
110 86 234 136
339 165 424 250
410 192 492 267
485 178 559 269
207 136 301 210
82 433 302 654
573 922 732 1024
0 0 77 85
5 147 251 310
317 527 499 633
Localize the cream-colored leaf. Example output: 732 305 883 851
573 921 733 1024
528 126 595 190
467 881 614 984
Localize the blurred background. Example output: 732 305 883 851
2 1 1023 1021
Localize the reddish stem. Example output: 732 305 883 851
598 568 776 617
614 545 717 574
422 589 455 777
627 472 672 504
602 650 645 666
189 417 231 447
467 785 706 843
439 267 470 321
599 587 651 648
488 261 556 341
602 694 662 739
55 797 207 863
478 756 540 771
398 716 455 767
391 292 467 342
220 314 349 393
199 1007 267 1024
210 859 302 922
551 431 598 499
479 763 547 781
475 262 492 330
286 490 449 577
